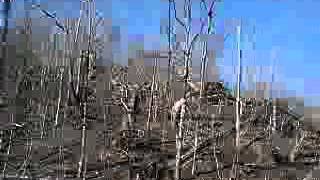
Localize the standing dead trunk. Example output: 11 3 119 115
176 103 185 180
231 24 242 180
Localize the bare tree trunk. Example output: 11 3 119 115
192 121 198 175
1 114 14 177
232 24 242 180
55 68 64 128
78 122 88 178
176 103 185 180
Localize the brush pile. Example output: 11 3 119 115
0 63 318 180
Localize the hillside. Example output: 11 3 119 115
0 62 319 179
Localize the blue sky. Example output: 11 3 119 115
108 0 320 106
222 0 320 106
8 0 320 106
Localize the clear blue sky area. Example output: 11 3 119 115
7 0 320 106
222 0 320 106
